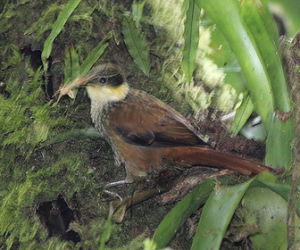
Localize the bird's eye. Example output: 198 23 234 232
99 77 107 83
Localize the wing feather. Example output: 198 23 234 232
107 89 207 147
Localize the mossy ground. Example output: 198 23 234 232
0 0 198 249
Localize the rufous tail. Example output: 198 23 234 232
163 146 270 175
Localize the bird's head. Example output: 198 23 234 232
83 64 129 105
58 63 129 106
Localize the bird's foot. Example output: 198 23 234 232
104 179 130 188
102 179 132 201
102 190 123 200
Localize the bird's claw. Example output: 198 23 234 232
103 190 123 201
102 179 132 201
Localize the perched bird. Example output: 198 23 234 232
58 64 270 187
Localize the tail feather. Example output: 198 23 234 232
163 146 270 175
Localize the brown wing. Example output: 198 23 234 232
106 89 207 147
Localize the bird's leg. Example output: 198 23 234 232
103 190 123 200
105 168 135 188
104 179 131 188
103 177 134 200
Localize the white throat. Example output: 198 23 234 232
86 83 129 123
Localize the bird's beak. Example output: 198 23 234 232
56 72 95 102
73 72 96 87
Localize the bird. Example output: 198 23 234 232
57 63 270 188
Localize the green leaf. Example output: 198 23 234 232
181 0 190 18
196 0 274 130
196 0 294 168
64 46 80 99
153 180 215 249
80 33 112 76
262 0 300 37
42 0 82 71
182 0 201 83
64 47 80 84
240 0 294 168
242 0 294 167
208 24 246 94
253 172 300 217
191 179 254 250
231 94 254 136
240 0 291 112
265 113 294 168
132 0 145 27
122 15 150 76
99 214 113 250
240 186 300 249
143 238 157 250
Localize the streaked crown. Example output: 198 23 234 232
87 63 125 87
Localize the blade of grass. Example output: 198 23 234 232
99 214 112 250
63 47 80 99
70 47 80 81
191 178 254 250
64 47 80 97
182 0 201 83
42 0 82 71
80 33 112 76
153 180 215 249
64 46 73 84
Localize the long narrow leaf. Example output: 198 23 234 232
196 0 274 131
231 94 254 136
132 0 145 27
63 46 80 99
265 113 294 167
80 33 112 76
153 180 215 249
42 0 82 71
196 0 294 168
64 46 80 84
240 0 291 112
240 0 294 168
191 179 254 250
122 16 150 76
99 215 112 250
182 0 201 83
64 47 73 83
71 48 80 81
